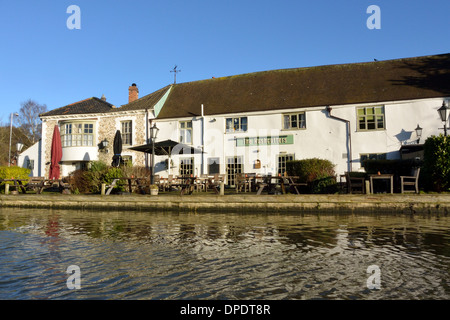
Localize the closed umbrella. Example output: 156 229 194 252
111 130 122 167
49 125 62 180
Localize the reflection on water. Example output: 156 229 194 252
0 208 449 300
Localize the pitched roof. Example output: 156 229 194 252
116 85 171 112
154 53 450 119
40 97 115 117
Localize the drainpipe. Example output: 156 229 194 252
326 106 353 172
145 108 149 168
201 104 205 175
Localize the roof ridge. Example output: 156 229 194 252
172 53 450 87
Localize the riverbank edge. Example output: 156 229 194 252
1 193 450 214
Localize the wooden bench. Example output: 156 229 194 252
26 177 46 194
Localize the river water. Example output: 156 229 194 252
0 207 448 300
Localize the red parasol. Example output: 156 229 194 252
49 125 62 180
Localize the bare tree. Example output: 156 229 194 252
17 99 47 144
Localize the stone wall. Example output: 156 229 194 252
41 112 148 177
98 113 146 167
43 119 57 178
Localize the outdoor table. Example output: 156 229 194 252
256 175 305 195
1 178 69 194
178 176 196 195
25 177 46 194
369 174 394 194
0 179 29 194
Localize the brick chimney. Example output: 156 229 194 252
128 83 139 103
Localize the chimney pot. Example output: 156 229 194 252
128 83 139 103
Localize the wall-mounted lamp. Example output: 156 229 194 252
99 139 109 152
437 101 449 136
415 124 423 144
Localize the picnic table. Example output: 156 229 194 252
256 175 306 195
104 177 147 195
1 178 70 194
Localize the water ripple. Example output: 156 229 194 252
0 208 449 299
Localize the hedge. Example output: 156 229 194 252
286 158 337 194
362 159 422 176
422 135 450 192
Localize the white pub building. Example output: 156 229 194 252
19 53 450 186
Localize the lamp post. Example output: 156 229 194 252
415 124 423 144
150 123 159 185
437 101 449 136
8 112 19 167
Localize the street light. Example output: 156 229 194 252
14 142 24 166
150 123 159 185
8 112 19 167
437 101 449 136
415 124 423 143
16 142 24 153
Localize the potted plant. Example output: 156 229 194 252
149 184 159 195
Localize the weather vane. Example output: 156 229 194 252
171 65 181 84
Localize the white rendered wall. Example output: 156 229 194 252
152 97 448 179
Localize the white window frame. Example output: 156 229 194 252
225 116 248 133
179 120 193 144
283 112 306 130
277 154 295 175
60 121 95 148
179 157 194 176
121 120 133 146
357 106 385 131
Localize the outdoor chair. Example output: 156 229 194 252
236 173 250 193
195 176 206 192
153 175 161 190
400 168 420 193
345 172 366 194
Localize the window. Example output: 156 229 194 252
61 122 94 147
26 159 34 170
179 121 192 144
357 106 385 131
278 154 294 175
180 157 194 176
208 157 220 175
360 153 387 167
226 117 248 133
121 155 132 167
121 121 132 145
283 113 306 130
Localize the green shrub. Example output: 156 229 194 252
67 161 125 194
0 166 31 180
0 167 31 192
286 158 337 193
90 161 108 172
362 159 421 176
103 167 124 192
422 135 450 192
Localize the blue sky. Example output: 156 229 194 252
0 0 449 122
